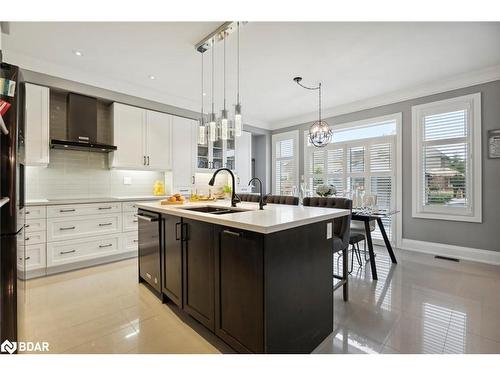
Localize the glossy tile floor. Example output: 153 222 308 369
314 246 500 354
19 246 500 354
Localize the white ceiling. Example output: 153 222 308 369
3 22 500 129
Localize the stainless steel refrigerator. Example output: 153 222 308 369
0 58 25 346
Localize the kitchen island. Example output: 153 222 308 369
135 200 350 354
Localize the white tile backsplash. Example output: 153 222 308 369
26 150 164 200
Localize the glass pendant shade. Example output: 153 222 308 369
198 121 207 145
234 103 242 137
221 118 229 140
209 118 217 142
309 120 332 148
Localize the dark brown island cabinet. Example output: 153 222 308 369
139 211 334 354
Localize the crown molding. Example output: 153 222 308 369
270 64 500 130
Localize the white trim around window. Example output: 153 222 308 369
272 130 299 196
412 93 482 223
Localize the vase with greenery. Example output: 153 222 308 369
316 184 336 197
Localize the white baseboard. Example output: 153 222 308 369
400 238 500 266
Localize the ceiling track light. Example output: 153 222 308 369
293 76 333 148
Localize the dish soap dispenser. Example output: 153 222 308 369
153 180 165 196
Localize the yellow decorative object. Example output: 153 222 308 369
153 180 165 196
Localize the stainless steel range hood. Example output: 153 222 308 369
50 93 117 153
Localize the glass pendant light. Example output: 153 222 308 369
209 37 218 143
198 52 207 145
234 22 243 137
220 35 229 141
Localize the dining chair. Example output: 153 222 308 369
238 193 262 203
264 195 299 205
302 197 352 301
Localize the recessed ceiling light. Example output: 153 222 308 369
203 92 206 96
73 50 83 57
149 75 156 80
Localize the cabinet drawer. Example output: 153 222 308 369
47 235 120 267
25 206 47 219
47 214 121 242
47 202 121 218
19 243 47 271
122 202 139 212
24 230 46 245
123 231 138 252
25 218 46 233
122 212 139 232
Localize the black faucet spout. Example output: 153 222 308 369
208 168 240 207
248 177 266 210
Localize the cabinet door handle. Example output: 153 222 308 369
99 222 113 226
143 156 146 165
99 243 113 248
133 219 138 223
191 175 195 184
133 239 138 243
223 229 241 237
60 250 76 255
24 224 30 228
147 156 150 166
181 222 189 241
98 206 112 210
175 222 181 241
59 209 76 213
25 211 31 215
25 256 31 260
25 237 30 241
59 226 76 231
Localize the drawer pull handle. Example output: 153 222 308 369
25 256 31 260
59 226 76 231
133 239 138 243
99 243 113 248
98 206 112 210
133 219 138 223
25 224 30 228
25 237 30 241
60 250 76 255
59 209 76 213
99 223 113 226
223 229 241 237
26 211 30 215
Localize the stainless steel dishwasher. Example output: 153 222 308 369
137 209 162 295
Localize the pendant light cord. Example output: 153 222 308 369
237 21 240 104
319 83 322 122
211 37 215 117
201 52 204 119
223 34 226 112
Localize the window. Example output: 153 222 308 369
304 114 400 242
412 93 482 222
272 130 299 196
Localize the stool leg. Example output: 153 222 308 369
349 245 355 274
342 247 349 301
354 243 363 266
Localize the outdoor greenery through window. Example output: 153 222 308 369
412 93 482 222
272 131 298 196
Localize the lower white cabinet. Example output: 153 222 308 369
22 243 47 271
47 234 121 267
122 212 138 232
47 213 121 242
24 230 47 246
123 231 139 252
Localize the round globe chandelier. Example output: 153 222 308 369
293 76 332 148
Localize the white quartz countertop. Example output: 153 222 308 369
26 196 168 206
136 200 350 234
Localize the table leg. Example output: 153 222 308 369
364 220 378 280
376 218 397 264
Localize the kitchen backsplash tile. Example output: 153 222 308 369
26 150 165 199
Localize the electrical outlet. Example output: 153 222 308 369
123 176 132 185
326 222 332 239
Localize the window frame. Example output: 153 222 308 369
272 130 299 196
411 93 482 223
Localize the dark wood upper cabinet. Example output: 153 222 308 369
182 218 215 331
162 214 183 307
215 227 264 353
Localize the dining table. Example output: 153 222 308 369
350 209 399 280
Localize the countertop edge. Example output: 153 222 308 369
25 196 168 206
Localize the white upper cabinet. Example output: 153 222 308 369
235 131 252 191
146 110 172 170
171 116 197 193
111 103 172 170
25 83 50 166
111 103 146 169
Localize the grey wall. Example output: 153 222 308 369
251 134 269 193
272 80 500 252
